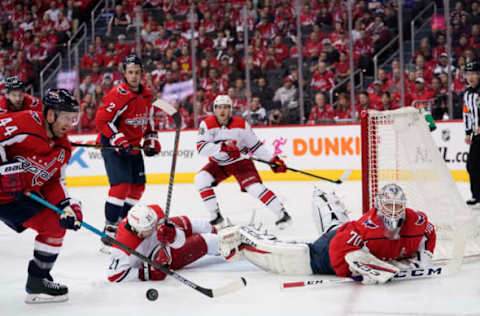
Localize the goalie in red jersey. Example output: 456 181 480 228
0 76 42 114
218 183 437 285
107 203 219 283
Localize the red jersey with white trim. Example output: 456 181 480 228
329 207 436 277
0 111 71 205
196 115 274 166
0 94 43 114
96 82 154 147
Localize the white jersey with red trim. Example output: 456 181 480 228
196 115 274 166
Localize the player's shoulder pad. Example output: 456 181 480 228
114 220 143 255
228 115 247 129
203 115 220 129
404 208 429 228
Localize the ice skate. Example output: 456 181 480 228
25 274 68 304
275 210 292 230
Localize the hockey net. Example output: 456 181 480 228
361 107 480 262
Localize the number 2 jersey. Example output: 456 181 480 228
196 115 274 165
0 110 71 205
329 207 437 277
96 82 155 149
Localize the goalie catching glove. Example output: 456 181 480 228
345 248 400 285
269 156 287 173
57 198 83 231
143 132 161 157
139 247 170 281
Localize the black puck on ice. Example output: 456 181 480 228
146 288 158 301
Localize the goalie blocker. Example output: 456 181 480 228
219 184 437 285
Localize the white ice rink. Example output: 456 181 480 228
1 181 479 316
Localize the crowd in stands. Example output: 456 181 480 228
0 0 477 134
0 0 94 94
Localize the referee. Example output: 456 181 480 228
463 60 480 207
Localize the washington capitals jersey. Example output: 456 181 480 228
329 207 437 277
96 82 154 147
0 94 43 114
196 115 274 166
0 110 71 205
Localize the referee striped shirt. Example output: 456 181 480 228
463 85 480 136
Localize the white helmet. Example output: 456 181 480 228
127 203 158 234
213 95 232 109
375 183 406 239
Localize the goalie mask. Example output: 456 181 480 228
375 183 406 240
127 203 158 238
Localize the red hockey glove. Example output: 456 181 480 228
139 248 169 281
220 141 240 160
57 199 83 231
157 222 176 244
143 132 161 157
270 156 287 173
0 161 27 196
110 132 132 154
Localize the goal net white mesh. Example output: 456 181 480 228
361 107 480 261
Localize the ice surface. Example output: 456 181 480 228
1 181 479 316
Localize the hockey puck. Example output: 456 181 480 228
146 288 158 301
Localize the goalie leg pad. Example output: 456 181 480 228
240 226 313 275
311 187 350 235
345 249 400 285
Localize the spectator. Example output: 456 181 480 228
411 77 435 105
233 78 247 101
107 4 131 36
308 92 335 123
251 76 274 111
268 108 285 125
79 75 96 97
81 44 103 69
242 96 266 126
261 45 281 71
80 103 97 133
434 53 456 76
273 76 298 123
334 52 350 82
368 80 383 109
45 1 61 24
310 61 336 92
333 92 353 120
379 91 399 111
227 86 247 115
355 91 375 118
27 36 47 69
65 0 81 34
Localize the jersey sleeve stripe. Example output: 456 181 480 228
196 141 207 153
249 141 262 153
108 268 132 282
107 104 129 135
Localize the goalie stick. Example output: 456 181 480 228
281 264 455 289
25 192 247 298
152 99 182 219
249 157 352 184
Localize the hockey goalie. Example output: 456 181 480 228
219 183 437 284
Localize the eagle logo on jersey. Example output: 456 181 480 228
363 217 378 229
415 212 425 225
16 156 58 186
125 116 148 128
117 87 128 95
30 111 41 125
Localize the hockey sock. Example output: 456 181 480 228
198 186 221 218
28 235 62 279
105 201 123 224
246 183 285 218
119 201 134 219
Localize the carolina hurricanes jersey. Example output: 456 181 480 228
0 94 43 114
329 207 437 277
96 82 154 147
196 115 274 166
0 111 71 205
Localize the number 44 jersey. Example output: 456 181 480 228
328 207 437 277
0 110 71 205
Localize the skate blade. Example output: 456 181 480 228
25 293 68 304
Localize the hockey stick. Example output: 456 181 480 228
70 142 143 151
25 192 247 298
152 99 182 219
249 157 352 184
281 265 453 289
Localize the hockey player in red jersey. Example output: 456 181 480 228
107 203 219 282
219 184 437 284
96 55 161 248
195 94 292 229
0 89 83 303
0 76 43 114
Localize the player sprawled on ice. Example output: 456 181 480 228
0 76 42 113
107 203 219 282
96 54 161 250
0 89 83 303
195 94 291 229
219 183 437 284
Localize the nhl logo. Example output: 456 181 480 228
441 129 450 142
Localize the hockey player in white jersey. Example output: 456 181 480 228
195 95 292 229
107 203 219 282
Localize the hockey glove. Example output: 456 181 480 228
0 161 27 196
220 141 240 160
157 222 176 244
58 198 83 231
345 249 399 285
269 156 287 173
143 132 161 157
110 132 132 154
139 247 169 281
